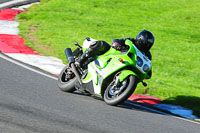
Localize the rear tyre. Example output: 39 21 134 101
104 75 138 106
57 65 76 92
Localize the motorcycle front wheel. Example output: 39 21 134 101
104 75 138 106
57 65 77 92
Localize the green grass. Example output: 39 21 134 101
17 0 200 117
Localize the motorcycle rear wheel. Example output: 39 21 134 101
104 75 138 106
57 65 76 92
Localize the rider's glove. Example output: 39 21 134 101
112 42 122 51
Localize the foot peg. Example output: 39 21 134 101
142 81 147 87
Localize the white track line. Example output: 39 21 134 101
0 53 57 80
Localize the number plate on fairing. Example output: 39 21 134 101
134 46 152 74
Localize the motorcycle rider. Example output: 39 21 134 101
78 30 155 66
112 30 154 60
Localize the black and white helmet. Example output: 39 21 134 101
135 30 155 53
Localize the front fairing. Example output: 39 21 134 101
125 40 152 79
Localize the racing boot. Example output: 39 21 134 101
78 40 110 68
78 41 100 67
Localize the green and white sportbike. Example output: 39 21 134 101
57 37 152 105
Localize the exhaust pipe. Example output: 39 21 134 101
65 48 75 66
64 48 82 85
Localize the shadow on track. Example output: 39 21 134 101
70 91 169 116
69 91 200 121
162 95 200 118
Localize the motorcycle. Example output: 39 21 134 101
57 37 152 105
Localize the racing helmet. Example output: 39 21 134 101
135 30 154 53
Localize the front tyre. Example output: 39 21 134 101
57 65 76 92
104 75 138 106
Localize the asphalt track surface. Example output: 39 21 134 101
0 54 200 133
